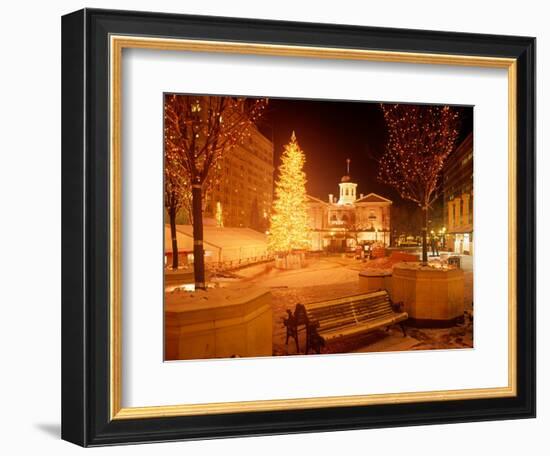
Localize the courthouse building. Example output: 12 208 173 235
204 126 274 230
307 163 392 251
443 132 474 254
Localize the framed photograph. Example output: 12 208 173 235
61 8 535 446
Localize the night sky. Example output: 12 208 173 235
258 98 473 206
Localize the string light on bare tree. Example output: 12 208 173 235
164 95 267 288
160 95 475 362
377 104 461 263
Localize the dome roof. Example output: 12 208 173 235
341 174 351 183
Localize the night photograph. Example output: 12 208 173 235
163 94 474 360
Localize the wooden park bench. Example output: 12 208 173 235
283 290 408 354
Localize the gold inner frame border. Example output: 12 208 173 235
109 35 517 420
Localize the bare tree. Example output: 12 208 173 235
164 160 215 269
164 95 266 289
378 104 460 263
164 152 188 271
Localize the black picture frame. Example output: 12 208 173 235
62 8 535 447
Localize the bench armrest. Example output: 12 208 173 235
391 301 404 313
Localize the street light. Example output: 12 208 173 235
439 227 447 248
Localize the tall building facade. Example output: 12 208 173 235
443 132 473 254
307 167 392 251
204 127 274 230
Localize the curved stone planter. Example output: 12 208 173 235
392 263 465 327
358 270 392 295
165 287 273 360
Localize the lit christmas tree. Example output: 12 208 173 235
268 132 310 256
378 104 461 263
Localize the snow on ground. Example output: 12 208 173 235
165 254 474 356
166 284 269 311
267 274 473 356
236 256 361 288
164 225 268 264
228 255 473 355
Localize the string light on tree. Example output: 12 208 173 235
377 103 461 263
268 132 310 256
164 95 267 287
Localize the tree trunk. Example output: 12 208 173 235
169 205 179 270
421 204 428 264
192 181 206 290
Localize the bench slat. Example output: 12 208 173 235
304 290 389 310
317 310 395 333
291 290 408 353
308 298 393 327
307 297 390 317
320 313 408 340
